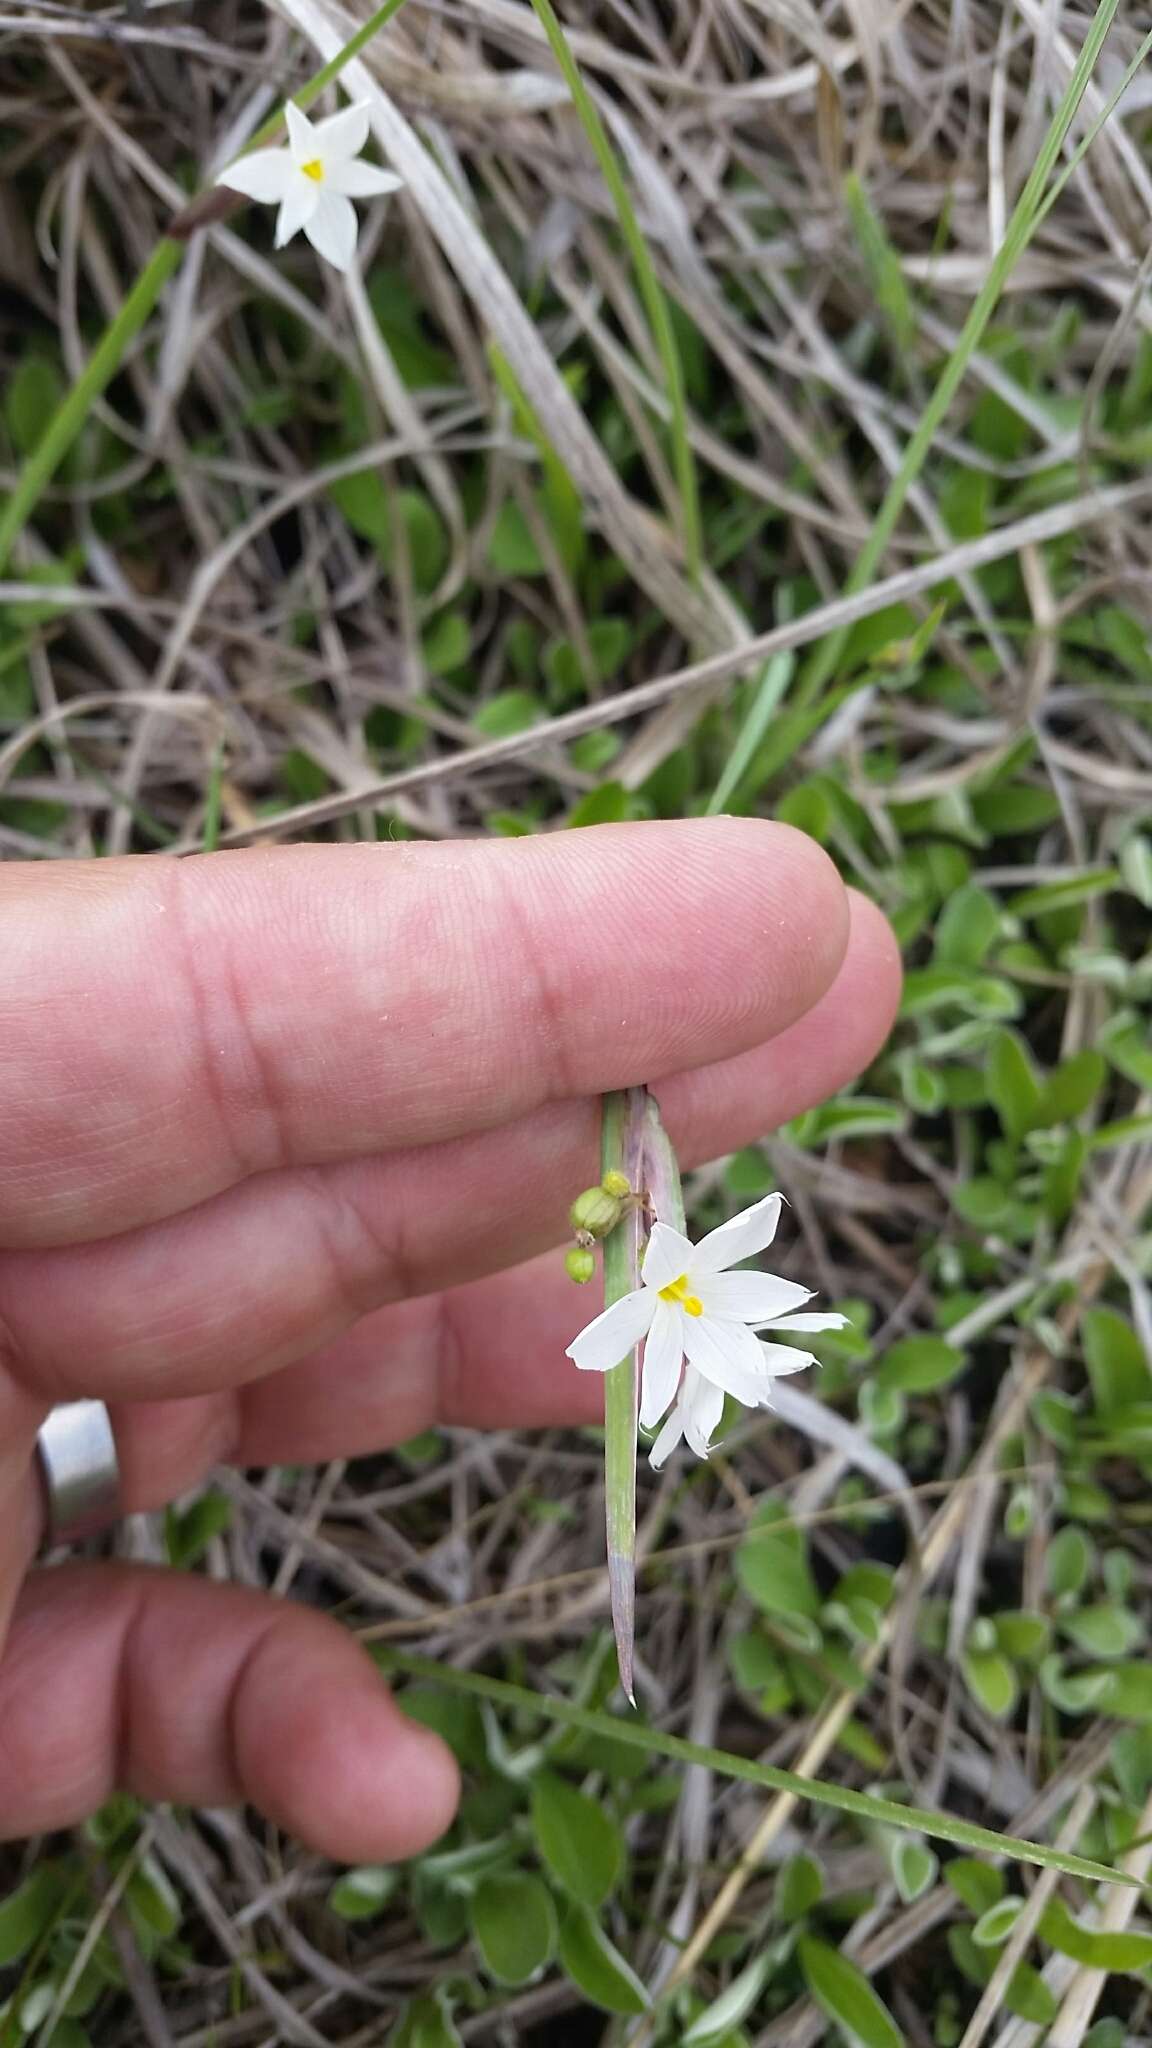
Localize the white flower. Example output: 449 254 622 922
566 1193 846 1467
216 101 402 273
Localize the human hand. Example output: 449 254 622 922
0 820 899 1858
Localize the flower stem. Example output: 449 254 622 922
600 1087 648 1701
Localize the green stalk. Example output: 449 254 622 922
0 0 411 575
383 1653 1138 1890
794 0 1123 708
523 0 702 581
0 241 182 574
600 1087 648 1701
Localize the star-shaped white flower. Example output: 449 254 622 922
566 1193 846 1467
216 101 403 273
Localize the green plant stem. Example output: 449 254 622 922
523 0 702 581
600 1087 647 1702
0 0 411 575
0 241 182 574
383 1652 1139 1889
794 0 1123 708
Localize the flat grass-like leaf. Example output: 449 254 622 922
384 1655 1139 1888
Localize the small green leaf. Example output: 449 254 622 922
566 782 630 828
876 1336 963 1394
944 1859 1004 1915
531 1773 623 1906
987 1029 1043 1140
557 1905 649 2015
421 611 470 677
992 1611 1051 1663
126 1855 182 1940
684 1953 773 2046
1004 1961 1057 2025
6 355 66 455
390 1990 464 2048
329 1866 400 1921
1047 1525 1093 1598
0 1866 65 1965
776 1852 824 1923
472 690 542 738
471 1872 558 1985
487 499 545 576
798 1936 904 2048
736 1514 821 1622
1035 1050 1106 1126
891 1838 937 1904
1119 833 1152 907
1039 1897 1152 1972
972 1897 1025 1947
1083 1308 1152 1414
1060 1603 1143 1660
934 883 1000 967
962 1649 1018 1720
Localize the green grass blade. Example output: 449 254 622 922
201 740 226 855
523 0 701 581
706 652 794 815
0 241 182 575
795 0 1123 709
383 1653 1139 1889
599 1088 648 1701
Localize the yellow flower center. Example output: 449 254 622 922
301 158 325 182
659 1273 703 1317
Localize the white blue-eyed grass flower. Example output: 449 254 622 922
566 1193 846 1467
216 101 402 273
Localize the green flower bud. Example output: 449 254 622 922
568 1185 625 1241
600 1169 632 1200
565 1245 596 1285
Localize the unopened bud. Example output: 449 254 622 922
568 1185 625 1241
565 1245 596 1284
600 1169 631 1200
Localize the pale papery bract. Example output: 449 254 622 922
566 1192 847 1466
215 100 403 273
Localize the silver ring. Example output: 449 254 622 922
35 1401 121 1546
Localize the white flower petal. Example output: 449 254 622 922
757 1341 818 1376
303 190 359 272
284 100 317 163
641 1221 695 1292
763 1311 849 1334
639 1298 684 1429
566 1287 655 1373
694 1271 813 1324
326 160 403 199
683 1314 765 1397
216 148 294 202
649 1397 687 1470
691 1194 783 1275
312 100 372 162
683 1374 725 1458
274 175 320 246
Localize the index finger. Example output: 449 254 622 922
0 819 847 1249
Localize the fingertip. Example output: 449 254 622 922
843 886 903 1046
235 1624 460 1862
